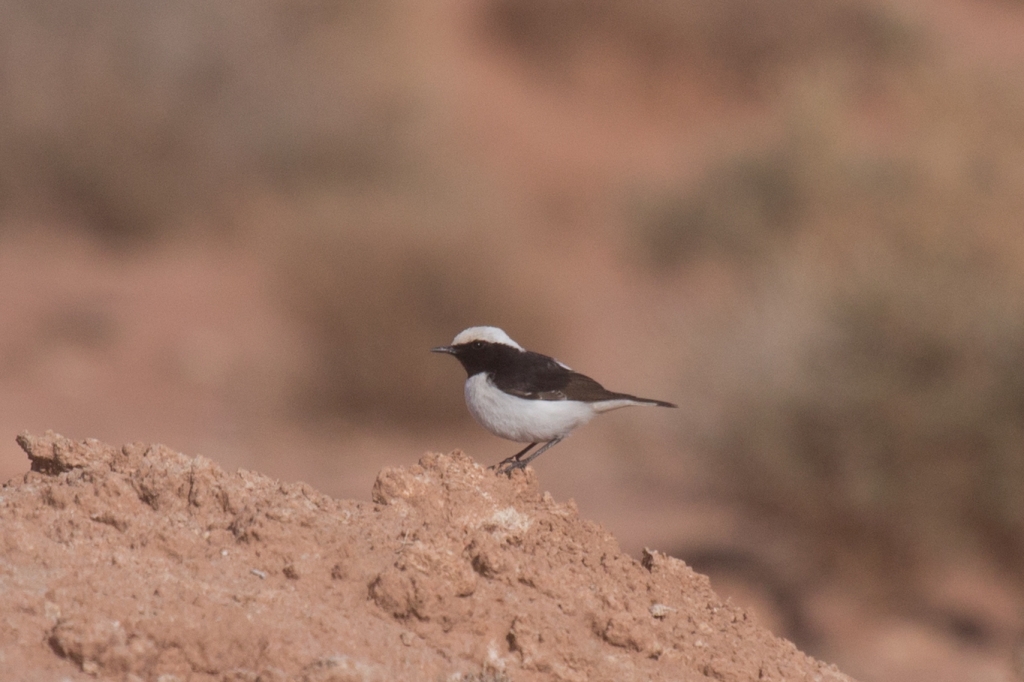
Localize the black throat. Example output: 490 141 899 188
449 342 526 379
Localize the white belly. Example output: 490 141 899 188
464 373 597 442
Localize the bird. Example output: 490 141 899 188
432 326 676 475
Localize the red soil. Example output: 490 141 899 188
0 431 852 681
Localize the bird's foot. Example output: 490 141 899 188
488 442 538 475
490 437 563 477
494 457 529 477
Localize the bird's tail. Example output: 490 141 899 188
594 393 677 412
632 396 677 408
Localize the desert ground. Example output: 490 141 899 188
2 430 854 681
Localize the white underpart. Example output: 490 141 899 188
451 326 524 350
464 373 652 443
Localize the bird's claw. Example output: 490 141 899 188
492 456 526 476
494 461 526 476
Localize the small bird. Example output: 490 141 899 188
432 326 676 474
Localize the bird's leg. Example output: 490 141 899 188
491 442 537 472
496 436 564 476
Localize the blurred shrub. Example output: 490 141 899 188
714 257 1024 577
271 193 552 426
640 147 806 268
666 72 1024 576
481 0 916 95
0 0 404 242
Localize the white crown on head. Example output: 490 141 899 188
451 326 524 350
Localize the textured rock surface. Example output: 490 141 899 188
0 431 853 681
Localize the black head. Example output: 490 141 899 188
431 326 526 377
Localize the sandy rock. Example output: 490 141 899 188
0 432 855 681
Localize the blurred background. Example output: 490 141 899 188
2 0 1024 679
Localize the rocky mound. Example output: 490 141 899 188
0 432 852 681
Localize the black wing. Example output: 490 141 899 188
492 351 628 403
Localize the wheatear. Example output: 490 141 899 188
432 326 676 474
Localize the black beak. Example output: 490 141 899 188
431 346 455 354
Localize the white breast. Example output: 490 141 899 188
464 373 597 443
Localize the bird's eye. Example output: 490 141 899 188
471 341 485 350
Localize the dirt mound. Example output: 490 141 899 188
0 432 852 682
